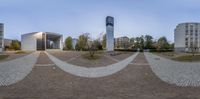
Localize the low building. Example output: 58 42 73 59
175 22 200 52
4 38 13 49
21 32 63 51
114 36 130 49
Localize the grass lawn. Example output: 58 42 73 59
15 51 26 54
152 52 175 59
172 55 200 62
0 55 9 60
82 53 102 60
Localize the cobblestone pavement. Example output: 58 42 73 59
1 51 33 61
144 52 200 87
1 53 200 99
0 52 40 86
46 52 139 78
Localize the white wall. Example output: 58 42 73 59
21 33 38 51
174 24 185 48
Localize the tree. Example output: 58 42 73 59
129 37 135 48
77 33 90 51
144 35 153 49
157 36 170 50
65 36 73 50
93 40 103 50
102 34 106 49
10 40 20 50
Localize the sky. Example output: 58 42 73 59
1 0 200 43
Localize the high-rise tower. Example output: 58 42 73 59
0 23 4 52
106 16 114 51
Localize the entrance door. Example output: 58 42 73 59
37 33 45 50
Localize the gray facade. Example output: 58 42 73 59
21 32 63 51
0 23 4 52
106 16 114 51
175 22 200 52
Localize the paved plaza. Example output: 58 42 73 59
0 51 200 98
145 52 200 87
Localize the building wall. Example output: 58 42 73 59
21 32 38 51
115 36 130 49
175 23 200 52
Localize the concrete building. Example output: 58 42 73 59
0 23 4 52
21 32 63 51
114 36 130 49
106 16 114 51
72 38 78 49
175 22 200 52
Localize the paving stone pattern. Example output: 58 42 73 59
144 52 200 87
0 52 40 86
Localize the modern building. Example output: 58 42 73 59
21 32 63 51
114 36 130 49
175 22 200 52
106 16 114 51
0 23 4 52
72 38 78 49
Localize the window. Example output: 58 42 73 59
195 33 198 36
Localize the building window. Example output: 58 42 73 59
190 25 193 29
195 33 198 36
195 30 198 33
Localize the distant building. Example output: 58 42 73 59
21 32 63 51
0 23 4 52
114 36 130 49
72 38 78 49
106 16 114 51
175 22 200 52
4 38 13 50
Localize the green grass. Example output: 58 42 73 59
0 55 9 60
82 53 101 60
172 55 200 62
15 51 26 54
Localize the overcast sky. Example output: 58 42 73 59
1 0 200 42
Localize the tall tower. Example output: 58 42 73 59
0 23 4 52
106 16 114 51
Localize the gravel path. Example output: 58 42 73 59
144 52 200 87
0 52 40 86
46 52 139 78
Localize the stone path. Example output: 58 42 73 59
46 52 139 78
144 52 200 87
0 52 40 86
